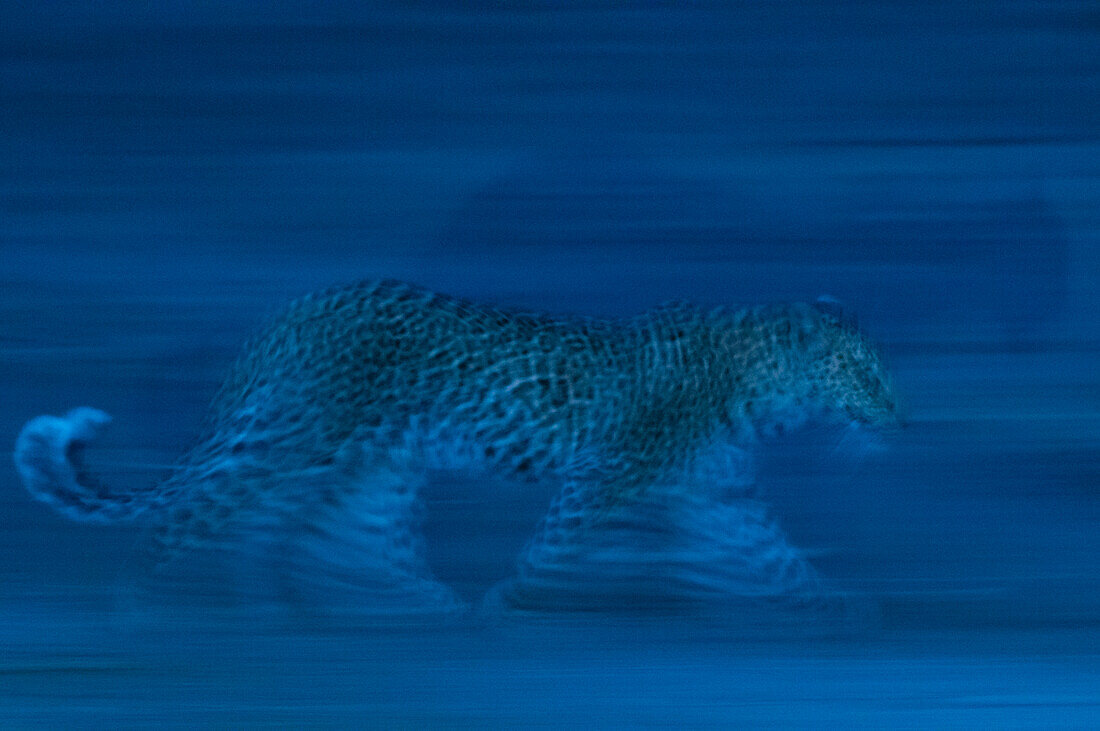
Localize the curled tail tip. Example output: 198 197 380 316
63 407 113 435
14 406 113 463
13 406 130 523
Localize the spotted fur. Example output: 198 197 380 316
14 280 897 613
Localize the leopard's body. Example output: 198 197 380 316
15 280 898 614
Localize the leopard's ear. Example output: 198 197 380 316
813 295 857 328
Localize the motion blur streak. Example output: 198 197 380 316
2 1 1098 726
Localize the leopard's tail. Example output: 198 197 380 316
14 407 157 523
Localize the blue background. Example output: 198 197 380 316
2 2 1098 725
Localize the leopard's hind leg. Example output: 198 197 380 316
276 450 465 617
139 441 463 618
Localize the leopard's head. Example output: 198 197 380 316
801 301 900 430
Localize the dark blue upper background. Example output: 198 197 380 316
3 1 1096 339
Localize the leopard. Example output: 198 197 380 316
14 280 899 616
